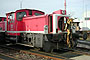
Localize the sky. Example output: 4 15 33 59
0 0 90 19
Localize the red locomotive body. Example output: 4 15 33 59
4 9 78 52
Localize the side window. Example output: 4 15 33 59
29 10 32 15
0 18 2 22
34 13 42 16
16 12 26 21
4 18 6 21
8 15 11 22
12 13 15 22
8 13 15 23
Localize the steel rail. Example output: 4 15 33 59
0 44 90 60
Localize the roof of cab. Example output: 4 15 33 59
16 9 45 14
6 12 15 15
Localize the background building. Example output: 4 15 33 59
79 11 90 30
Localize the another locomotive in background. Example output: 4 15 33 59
0 9 79 52
0 17 6 41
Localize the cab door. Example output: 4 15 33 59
7 13 15 35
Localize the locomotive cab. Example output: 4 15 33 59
6 9 45 43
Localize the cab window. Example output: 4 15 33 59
29 10 32 15
16 12 26 21
34 13 42 16
8 13 15 23
0 18 2 22
4 18 6 21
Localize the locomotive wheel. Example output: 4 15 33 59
43 41 53 53
67 39 77 48
83 33 87 40
70 39 77 48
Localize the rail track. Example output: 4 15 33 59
0 43 90 60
